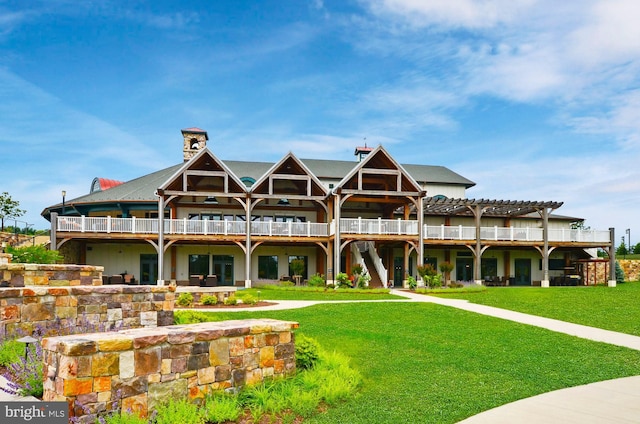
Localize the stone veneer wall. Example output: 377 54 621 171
0 285 175 338
42 319 298 423
619 259 640 282
0 263 103 287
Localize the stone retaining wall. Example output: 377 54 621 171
0 285 175 338
42 319 298 423
175 286 237 304
619 259 640 282
0 263 103 287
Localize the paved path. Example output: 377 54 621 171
5 289 640 423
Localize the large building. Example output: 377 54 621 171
42 128 615 287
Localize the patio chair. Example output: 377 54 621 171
110 275 123 284
189 275 203 286
204 275 218 287
124 274 136 285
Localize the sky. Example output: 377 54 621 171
0 0 638 247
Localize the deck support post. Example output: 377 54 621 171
608 227 617 287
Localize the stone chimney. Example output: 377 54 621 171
182 128 209 161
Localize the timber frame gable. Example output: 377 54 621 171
158 148 247 200
251 152 329 203
335 145 425 198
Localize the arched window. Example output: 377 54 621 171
433 194 447 200
240 176 256 188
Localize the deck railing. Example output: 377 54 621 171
56 216 611 243
340 218 419 235
423 225 611 243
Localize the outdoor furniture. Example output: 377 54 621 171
189 275 203 286
203 275 218 287
124 274 136 285
110 275 123 284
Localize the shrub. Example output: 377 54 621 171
101 411 148 424
307 273 325 287
615 261 626 284
280 280 295 287
200 294 218 305
224 295 238 306
335 272 351 289
174 310 211 324
296 334 321 370
203 392 241 423
240 294 257 305
356 271 370 288
5 245 62 264
407 276 417 290
155 398 204 424
0 339 24 367
176 292 194 307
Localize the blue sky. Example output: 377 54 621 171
0 0 639 246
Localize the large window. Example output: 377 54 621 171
189 254 209 276
258 256 279 280
481 258 498 278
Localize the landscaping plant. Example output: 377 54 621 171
176 292 194 307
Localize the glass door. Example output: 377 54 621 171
514 259 531 285
456 258 474 282
213 255 234 286
139 254 158 285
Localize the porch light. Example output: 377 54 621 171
17 335 38 361
204 197 219 204
62 190 66 215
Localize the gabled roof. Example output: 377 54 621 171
335 145 424 196
158 148 247 196
251 152 329 199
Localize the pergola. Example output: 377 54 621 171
421 197 577 286
423 197 564 218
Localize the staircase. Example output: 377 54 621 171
362 251 383 287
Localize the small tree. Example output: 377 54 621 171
0 192 25 232
616 237 628 256
439 262 454 285
634 243 640 255
290 258 305 285
615 261 626 284
6 245 62 264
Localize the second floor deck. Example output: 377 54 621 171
55 216 612 245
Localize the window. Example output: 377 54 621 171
424 257 438 269
540 259 565 270
189 254 209 276
481 258 498 278
258 256 278 279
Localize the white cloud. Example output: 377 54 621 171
365 0 535 29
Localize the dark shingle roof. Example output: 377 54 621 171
48 158 475 208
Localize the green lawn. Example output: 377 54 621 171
430 282 640 336
238 286 404 301
175 301 640 424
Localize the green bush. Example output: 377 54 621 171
224 295 238 306
335 272 351 289
407 276 417 290
155 398 204 424
295 334 321 370
200 294 218 305
203 392 241 423
101 411 148 424
616 261 626 284
5 245 62 264
0 339 24 366
307 273 325 287
173 310 211 324
176 292 194 307
239 294 257 305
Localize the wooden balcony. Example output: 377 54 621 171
55 216 611 246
